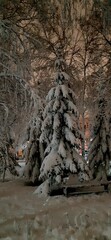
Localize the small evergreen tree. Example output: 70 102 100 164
88 97 111 181
0 131 19 181
24 98 44 184
0 103 18 181
39 49 89 192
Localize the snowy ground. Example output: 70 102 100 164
0 177 111 240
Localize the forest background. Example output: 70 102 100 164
0 0 111 157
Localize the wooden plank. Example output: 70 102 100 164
66 190 108 197
63 186 108 197
63 178 111 188
49 175 111 196
63 181 111 197
64 181 111 188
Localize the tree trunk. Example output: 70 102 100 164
81 111 85 159
2 160 6 182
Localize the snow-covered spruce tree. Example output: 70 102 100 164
24 97 44 184
88 97 111 181
38 49 89 194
